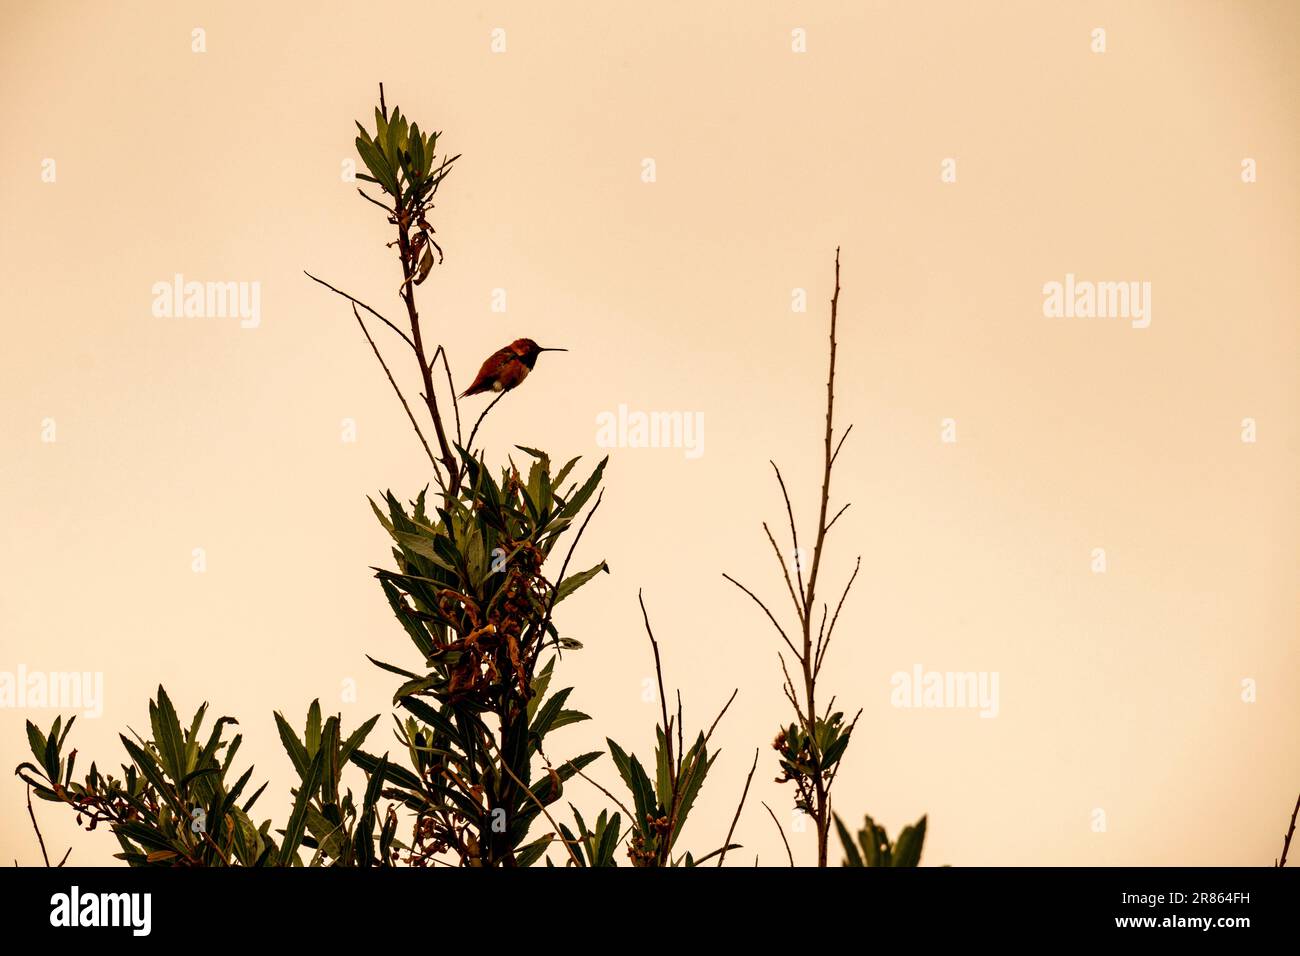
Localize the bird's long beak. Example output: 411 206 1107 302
538 347 568 352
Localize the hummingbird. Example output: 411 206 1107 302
459 338 567 398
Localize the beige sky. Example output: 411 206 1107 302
1 0 1296 866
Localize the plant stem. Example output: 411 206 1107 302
803 247 842 866
395 207 460 495
25 785 50 867
1279 791 1299 867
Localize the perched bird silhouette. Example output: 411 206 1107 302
459 338 567 398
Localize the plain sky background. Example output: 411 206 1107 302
1 0 1296 866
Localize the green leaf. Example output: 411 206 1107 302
274 711 310 778
551 456 582 496
397 696 463 745
514 834 553 868
408 123 425 182
42 720 61 781
305 700 322 757
349 749 425 793
821 731 850 772
241 781 269 814
891 815 927 867
119 736 187 819
194 716 237 779
151 686 187 782
595 812 621 867
529 687 577 751
555 457 607 524
653 726 671 807
527 658 556 721
319 715 340 810
184 703 207 769
834 813 864 867
392 530 452 567
58 714 76 751
377 580 436 660
555 561 610 604
277 748 324 866
860 815 887 867
355 136 397 193
392 673 444 702
216 765 256 827
340 714 380 766
670 743 713 843
25 721 48 770
550 710 590 733
607 739 655 826
356 752 388 868
385 109 403 169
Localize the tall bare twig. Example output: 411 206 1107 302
724 248 861 866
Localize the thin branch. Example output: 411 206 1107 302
722 573 799 660
638 591 676 790
779 675 801 714
564 760 634 822
492 751 582 868
823 709 862 796
394 201 460 496
535 491 604 654
777 653 809 729
762 801 795 867
824 502 851 534
816 556 861 677
763 521 804 619
675 691 684 777
1279 791 1299 867
815 604 828 669
702 688 739 750
357 187 394 215
304 271 416 351
717 749 759 867
465 390 507 457
351 304 440 475
770 461 805 605
430 345 462 447
25 785 50 867
799 246 843 867
829 423 854 469
803 247 841 632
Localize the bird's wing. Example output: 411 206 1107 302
497 359 530 392
461 344 516 396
